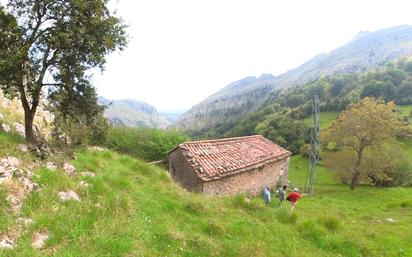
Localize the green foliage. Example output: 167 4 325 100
107 127 190 161
256 115 307 153
48 88 109 147
206 59 412 154
323 98 410 189
300 143 311 158
0 0 127 142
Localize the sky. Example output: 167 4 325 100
92 0 412 113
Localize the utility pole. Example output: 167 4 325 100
304 95 320 195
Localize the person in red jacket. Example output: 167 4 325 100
286 188 305 211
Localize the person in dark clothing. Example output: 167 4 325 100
276 185 288 207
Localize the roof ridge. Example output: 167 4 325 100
180 135 264 146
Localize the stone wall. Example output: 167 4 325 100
169 148 203 192
202 157 289 196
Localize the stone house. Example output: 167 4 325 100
168 135 291 195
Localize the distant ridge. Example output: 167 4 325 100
98 97 170 128
174 25 412 133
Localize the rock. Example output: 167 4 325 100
58 190 80 202
31 231 48 249
63 163 76 175
0 156 19 168
7 195 22 213
16 217 33 227
34 143 51 160
19 177 40 193
18 144 29 152
0 167 12 183
386 218 396 223
0 238 14 249
79 181 91 188
80 171 95 177
46 162 57 171
88 146 105 151
12 169 26 178
1 123 10 132
12 122 25 137
0 157 19 183
1 98 10 108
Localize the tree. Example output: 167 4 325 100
48 82 109 146
0 0 127 143
323 97 409 190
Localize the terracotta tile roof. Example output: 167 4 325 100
175 135 291 181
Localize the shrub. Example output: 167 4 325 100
400 201 412 208
300 144 311 158
318 216 341 232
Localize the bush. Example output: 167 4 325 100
107 127 190 161
318 216 341 232
300 144 311 158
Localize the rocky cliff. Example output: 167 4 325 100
174 25 412 133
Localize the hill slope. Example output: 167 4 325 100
175 25 412 133
98 97 170 129
0 131 411 256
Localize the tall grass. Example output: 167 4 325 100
106 126 190 161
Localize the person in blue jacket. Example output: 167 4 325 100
263 187 271 205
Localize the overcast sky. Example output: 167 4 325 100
92 0 412 113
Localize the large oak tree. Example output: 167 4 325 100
0 0 127 143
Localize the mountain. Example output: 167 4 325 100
159 111 185 123
98 97 170 128
174 25 412 133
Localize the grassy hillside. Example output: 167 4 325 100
303 105 411 130
1 132 411 257
303 111 339 130
397 105 412 124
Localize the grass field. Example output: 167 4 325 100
397 105 412 123
1 131 411 257
303 111 339 130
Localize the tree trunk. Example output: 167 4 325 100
24 110 36 143
350 171 360 190
350 150 363 190
19 82 39 144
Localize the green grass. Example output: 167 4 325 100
397 105 412 118
302 105 412 131
0 132 411 256
303 111 339 130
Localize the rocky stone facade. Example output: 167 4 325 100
202 157 289 196
169 148 203 192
